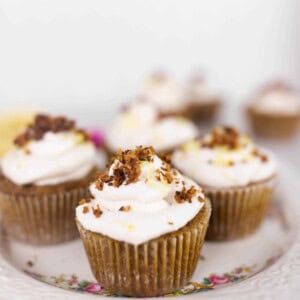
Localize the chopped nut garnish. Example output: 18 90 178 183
79 199 86 205
202 126 240 149
92 205 102 218
175 186 198 203
119 205 131 212
252 149 269 163
168 221 174 225
82 206 89 214
95 146 156 190
198 196 205 203
14 114 89 147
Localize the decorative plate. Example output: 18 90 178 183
0 164 300 300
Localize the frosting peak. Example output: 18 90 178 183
2 114 96 186
76 146 205 245
173 127 277 188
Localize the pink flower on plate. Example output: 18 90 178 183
67 278 79 285
88 128 105 148
84 283 104 294
208 275 232 286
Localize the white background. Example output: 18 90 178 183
0 0 300 125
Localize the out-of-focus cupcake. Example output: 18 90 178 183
0 114 98 245
140 71 186 117
247 81 300 138
76 146 211 297
0 109 35 157
173 126 277 240
105 100 198 156
184 72 221 122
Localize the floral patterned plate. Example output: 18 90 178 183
0 165 300 300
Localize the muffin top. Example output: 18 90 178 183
1 114 96 186
76 146 205 245
106 100 198 153
172 126 277 188
250 81 300 115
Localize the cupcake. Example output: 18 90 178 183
105 100 198 156
247 81 300 137
184 72 221 122
0 114 98 245
172 126 277 240
76 146 211 297
140 70 186 117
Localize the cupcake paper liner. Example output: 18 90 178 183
0 187 89 245
205 176 276 241
76 199 211 297
184 101 220 122
247 108 300 138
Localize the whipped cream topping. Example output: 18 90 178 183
2 115 97 185
186 73 219 104
251 82 300 115
140 71 185 113
172 127 277 188
106 101 198 153
76 147 205 245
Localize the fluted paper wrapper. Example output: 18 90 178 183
76 199 211 297
0 187 89 245
247 108 300 138
184 101 220 122
205 176 276 241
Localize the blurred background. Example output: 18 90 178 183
0 0 299 167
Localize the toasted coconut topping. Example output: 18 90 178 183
202 126 240 149
95 146 156 190
14 114 89 147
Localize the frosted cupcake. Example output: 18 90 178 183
105 100 198 155
173 126 277 240
76 146 211 297
140 71 185 116
247 81 300 137
0 114 97 244
184 72 221 122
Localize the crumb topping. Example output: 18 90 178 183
175 186 200 204
95 146 155 189
202 126 240 149
119 205 131 212
14 114 89 147
92 205 102 218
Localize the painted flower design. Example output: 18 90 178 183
83 282 104 294
208 275 232 285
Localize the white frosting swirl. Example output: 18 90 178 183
106 101 198 153
2 131 96 185
252 90 300 115
186 76 219 104
141 72 185 113
76 154 205 245
172 131 277 188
